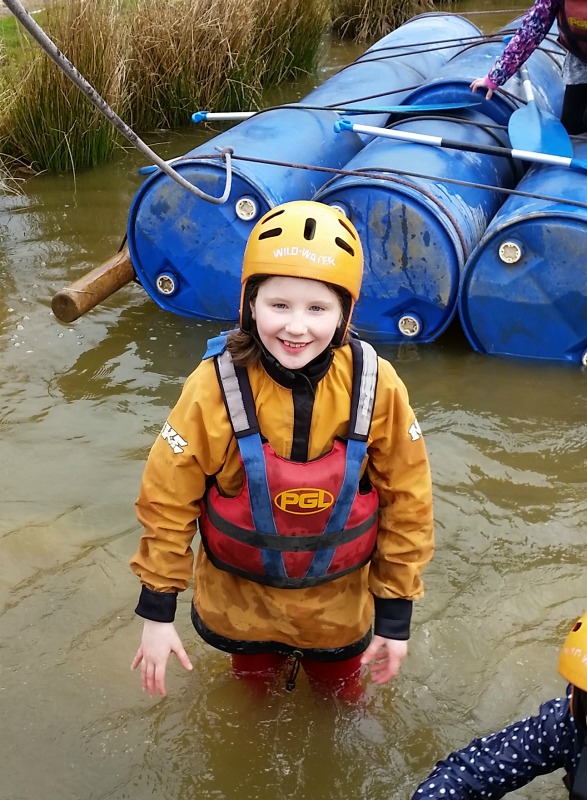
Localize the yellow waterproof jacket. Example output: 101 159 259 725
130 342 434 655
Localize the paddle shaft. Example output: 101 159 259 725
336 120 584 170
192 102 481 123
519 64 536 104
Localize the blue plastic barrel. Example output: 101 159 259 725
459 142 587 366
315 111 517 343
127 109 364 321
359 11 483 76
127 14 482 321
304 12 481 130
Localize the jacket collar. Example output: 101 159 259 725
258 342 333 389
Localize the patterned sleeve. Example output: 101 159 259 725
488 0 560 86
411 691 580 799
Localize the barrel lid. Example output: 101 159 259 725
127 161 271 320
316 180 463 344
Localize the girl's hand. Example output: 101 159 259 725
131 619 193 697
470 76 494 100
360 635 408 684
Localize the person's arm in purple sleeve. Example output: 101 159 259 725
471 0 560 97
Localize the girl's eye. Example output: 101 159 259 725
309 305 324 312
273 302 287 309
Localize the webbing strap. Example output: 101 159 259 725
305 437 367 578
348 338 378 440
237 434 285 578
215 349 257 437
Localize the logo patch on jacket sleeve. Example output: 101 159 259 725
160 421 188 454
408 418 422 441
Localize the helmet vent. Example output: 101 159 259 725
338 218 357 240
335 237 354 256
574 622 583 632
263 209 285 223
303 218 317 240
258 227 282 240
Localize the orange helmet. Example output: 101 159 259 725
239 200 363 343
558 612 587 691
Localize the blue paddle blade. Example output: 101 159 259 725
508 102 574 158
341 101 481 114
508 66 573 158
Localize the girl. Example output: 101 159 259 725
470 0 587 135
130 200 434 698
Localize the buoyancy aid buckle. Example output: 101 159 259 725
286 650 304 691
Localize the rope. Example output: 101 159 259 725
180 151 587 212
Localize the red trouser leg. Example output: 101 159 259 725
231 653 287 677
302 654 364 700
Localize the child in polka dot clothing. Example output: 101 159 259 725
411 612 587 799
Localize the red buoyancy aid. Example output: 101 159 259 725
558 0 587 61
198 336 380 589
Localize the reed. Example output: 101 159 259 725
127 0 330 128
126 0 256 130
0 0 128 172
248 0 331 86
0 0 419 173
332 0 433 42
0 37 22 194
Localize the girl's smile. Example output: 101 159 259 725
251 275 342 369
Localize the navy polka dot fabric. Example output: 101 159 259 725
411 685 582 798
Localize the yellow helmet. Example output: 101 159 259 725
239 200 363 342
558 613 587 691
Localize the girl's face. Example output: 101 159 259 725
251 275 343 370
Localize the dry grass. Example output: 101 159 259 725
332 0 433 42
0 0 128 171
249 0 331 86
0 0 431 172
126 0 259 130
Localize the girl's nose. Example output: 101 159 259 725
285 315 308 336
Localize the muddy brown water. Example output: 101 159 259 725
1 5 586 799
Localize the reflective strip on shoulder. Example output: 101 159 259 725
353 340 378 439
216 350 251 435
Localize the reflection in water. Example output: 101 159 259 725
1 5 586 798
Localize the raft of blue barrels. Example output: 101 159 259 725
126 12 587 367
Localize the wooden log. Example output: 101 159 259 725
51 244 135 323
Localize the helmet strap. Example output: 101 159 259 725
331 293 353 347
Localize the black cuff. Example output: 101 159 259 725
135 585 178 623
373 597 413 640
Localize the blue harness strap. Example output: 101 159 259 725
212 342 285 578
203 333 229 360
237 434 285 578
